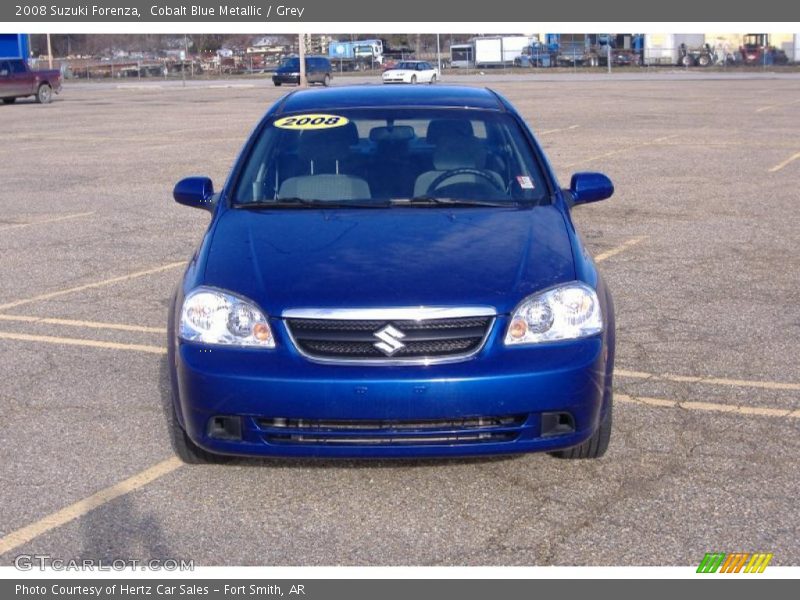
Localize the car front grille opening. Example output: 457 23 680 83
285 316 493 362
540 411 575 437
258 414 526 446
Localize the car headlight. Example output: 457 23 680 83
505 282 602 345
179 287 275 348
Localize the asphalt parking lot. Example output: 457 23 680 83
1 72 798 566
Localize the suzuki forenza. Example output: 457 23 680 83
168 86 615 463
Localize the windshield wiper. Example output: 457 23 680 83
235 198 389 209
391 196 517 208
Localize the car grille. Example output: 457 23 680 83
285 316 494 363
258 414 526 446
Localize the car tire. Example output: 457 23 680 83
697 54 711 67
169 409 231 465
35 83 52 104
410 75 417 84
548 396 613 459
680 55 695 67
429 74 437 84
2 97 16 104
323 74 331 87
274 81 282 87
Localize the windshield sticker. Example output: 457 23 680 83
516 175 535 189
274 114 350 130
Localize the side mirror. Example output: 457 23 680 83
173 176 215 210
568 172 614 206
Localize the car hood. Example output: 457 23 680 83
202 206 575 316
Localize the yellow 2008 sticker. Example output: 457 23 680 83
274 114 349 130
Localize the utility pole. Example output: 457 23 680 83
298 33 307 87
46 33 53 69
182 34 188 87
437 33 441 72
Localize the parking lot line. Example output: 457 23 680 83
564 135 679 168
539 124 580 135
0 330 166 354
768 151 800 173
755 98 800 113
0 314 165 334
594 237 645 262
616 368 800 392
0 211 95 232
617 393 800 419
0 260 186 312
0 457 182 557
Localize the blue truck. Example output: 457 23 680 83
327 39 383 70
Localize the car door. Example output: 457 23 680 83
0 61 14 97
8 60 30 96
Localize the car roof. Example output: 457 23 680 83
276 85 504 113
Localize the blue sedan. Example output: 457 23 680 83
168 85 615 462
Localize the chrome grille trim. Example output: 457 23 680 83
282 306 496 320
283 307 496 366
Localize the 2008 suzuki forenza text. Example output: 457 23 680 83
168 85 616 463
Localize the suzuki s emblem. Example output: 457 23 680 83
373 325 406 356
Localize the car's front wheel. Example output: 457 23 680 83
169 404 232 465
410 75 417 84
549 396 612 459
429 74 437 84
322 74 331 87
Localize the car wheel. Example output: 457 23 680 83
697 54 711 67
169 409 231 465
548 395 613 459
323 74 331 87
410 75 417 84
35 83 52 104
2 97 16 104
680 55 695 67
429 74 437 84
274 81 282 87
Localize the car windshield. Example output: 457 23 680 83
232 108 550 207
279 57 300 69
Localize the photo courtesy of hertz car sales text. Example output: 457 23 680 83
168 86 616 463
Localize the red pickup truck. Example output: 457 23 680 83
0 58 62 104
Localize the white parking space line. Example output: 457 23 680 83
594 237 646 262
539 124 580 135
755 98 800 113
0 212 95 232
0 458 182 557
564 135 679 168
617 393 800 419
0 261 186 312
0 331 166 355
617 369 800 392
0 314 165 334
768 151 800 173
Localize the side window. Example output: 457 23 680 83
10 60 26 74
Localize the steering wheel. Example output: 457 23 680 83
426 168 505 195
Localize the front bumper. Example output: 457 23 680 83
172 318 610 458
272 74 300 85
